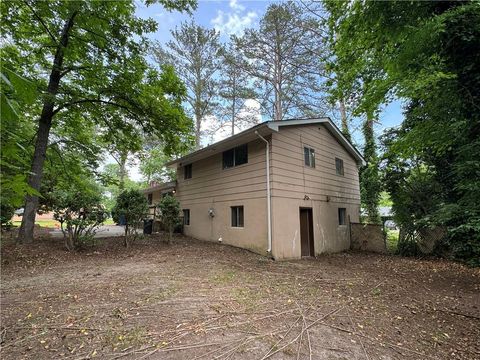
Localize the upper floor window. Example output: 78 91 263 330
147 193 153 205
231 206 244 227
223 144 248 169
338 208 346 225
335 157 344 176
304 147 315 168
184 164 192 179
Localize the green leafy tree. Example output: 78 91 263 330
325 1 480 264
101 163 142 212
0 68 38 227
139 147 175 184
360 118 381 224
113 189 148 248
1 0 195 244
157 195 180 245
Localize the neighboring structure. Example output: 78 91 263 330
144 118 365 260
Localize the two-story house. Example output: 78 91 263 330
143 118 365 260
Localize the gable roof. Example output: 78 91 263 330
166 118 366 167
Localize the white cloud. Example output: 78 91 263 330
229 0 245 11
211 1 257 36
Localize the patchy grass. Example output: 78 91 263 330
1 235 479 360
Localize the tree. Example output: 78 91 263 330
112 189 148 248
139 147 175 184
157 195 180 245
101 163 142 212
2 0 195 243
153 21 222 148
217 43 258 136
0 68 38 227
360 117 381 223
234 1 329 120
326 1 480 265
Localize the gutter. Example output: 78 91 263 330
255 131 272 254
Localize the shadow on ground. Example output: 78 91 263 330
1 234 479 359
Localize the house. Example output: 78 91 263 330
144 118 365 260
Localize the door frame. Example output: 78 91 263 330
299 207 315 257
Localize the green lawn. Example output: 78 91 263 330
12 219 60 228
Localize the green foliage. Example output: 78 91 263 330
2 0 194 242
157 195 180 244
113 189 148 247
327 1 480 265
360 120 381 224
0 67 39 215
101 163 142 212
53 182 106 251
139 147 176 184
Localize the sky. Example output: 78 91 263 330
124 0 405 181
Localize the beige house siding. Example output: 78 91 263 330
175 138 269 255
148 122 361 260
270 124 361 259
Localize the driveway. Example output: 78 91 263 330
48 225 135 238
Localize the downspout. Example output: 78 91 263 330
255 131 272 254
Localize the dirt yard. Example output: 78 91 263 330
1 235 479 359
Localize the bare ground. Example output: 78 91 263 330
1 234 479 360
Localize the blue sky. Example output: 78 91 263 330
135 0 405 146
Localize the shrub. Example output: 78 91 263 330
53 187 106 251
112 189 148 248
157 195 180 244
0 203 15 230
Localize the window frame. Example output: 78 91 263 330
231 206 244 228
304 146 315 168
183 209 190 226
184 164 192 180
223 144 248 169
147 193 153 205
338 208 347 226
335 157 344 176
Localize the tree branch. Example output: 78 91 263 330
22 0 58 45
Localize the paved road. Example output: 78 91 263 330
49 225 137 238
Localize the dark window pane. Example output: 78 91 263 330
231 206 244 227
238 206 244 227
235 144 248 166
338 208 346 225
147 194 153 205
184 164 192 179
223 149 234 169
231 207 236 227
304 147 315 168
335 158 344 175
304 147 310 166
183 209 190 225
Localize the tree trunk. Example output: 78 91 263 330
18 11 78 244
118 151 127 191
339 99 351 141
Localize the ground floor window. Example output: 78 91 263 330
338 208 346 225
183 209 190 225
231 206 244 227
